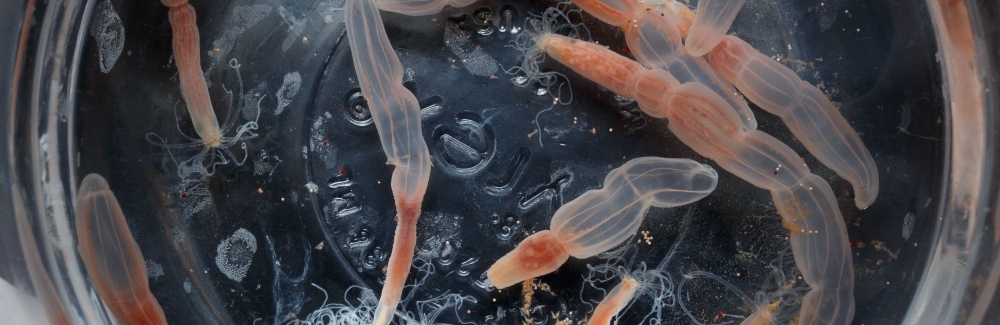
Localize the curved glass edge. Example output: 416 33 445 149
0 0 31 293
908 0 1000 324
2 0 114 324
1 0 997 325
961 0 1000 322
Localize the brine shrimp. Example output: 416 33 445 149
677 250 807 325
146 58 260 178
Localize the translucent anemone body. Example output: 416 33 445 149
147 58 261 179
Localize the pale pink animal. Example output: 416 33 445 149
529 32 855 325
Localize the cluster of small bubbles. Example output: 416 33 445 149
205 4 273 75
462 48 500 77
252 149 282 177
418 96 444 120
443 15 499 77
170 165 211 244
215 228 258 282
277 5 307 52
146 259 164 280
344 89 373 126
309 115 338 169
274 71 302 115
473 7 495 36
89 0 124 73
242 82 267 121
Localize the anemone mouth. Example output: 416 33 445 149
204 136 222 148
